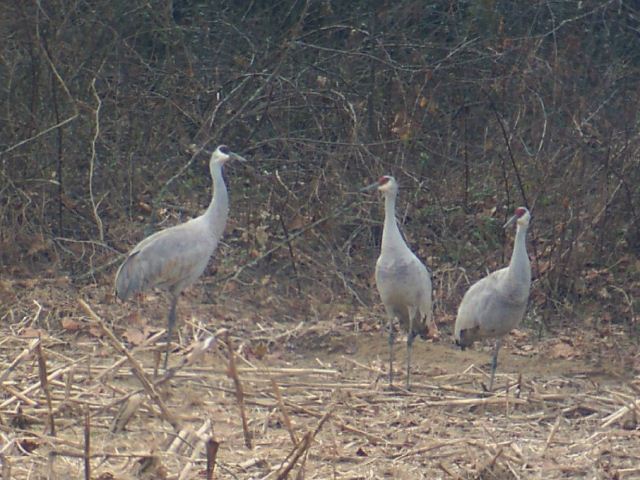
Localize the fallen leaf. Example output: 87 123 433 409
20 327 45 338
549 342 576 359
514 344 537 356
255 225 269 248
27 236 48 256
123 328 147 346
16 279 38 289
61 318 82 332
18 439 39 453
96 473 115 480
252 343 268 359
54 276 71 286
288 213 308 231
88 325 104 339
510 329 528 340
137 201 152 214
223 281 238 293
123 311 145 328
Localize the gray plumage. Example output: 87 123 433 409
365 175 437 389
454 207 531 391
115 144 245 368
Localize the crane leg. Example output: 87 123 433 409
488 338 502 391
406 331 417 390
163 294 178 370
387 322 396 386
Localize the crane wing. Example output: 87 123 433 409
115 222 215 300
454 268 506 341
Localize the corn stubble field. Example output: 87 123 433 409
1 273 639 480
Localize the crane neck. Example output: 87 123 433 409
381 190 404 252
508 223 530 284
203 161 229 237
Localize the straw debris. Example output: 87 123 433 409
0 287 638 479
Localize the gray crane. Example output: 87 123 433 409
115 145 246 368
363 175 438 389
454 206 531 391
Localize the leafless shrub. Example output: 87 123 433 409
1 0 638 330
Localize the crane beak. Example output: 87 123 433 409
503 214 518 228
360 181 379 192
231 152 247 162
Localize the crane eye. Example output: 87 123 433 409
515 207 527 217
378 176 390 185
218 145 230 155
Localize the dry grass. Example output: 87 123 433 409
0 280 639 480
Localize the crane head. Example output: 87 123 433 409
211 145 247 165
503 206 530 228
454 325 480 350
360 175 398 194
377 175 396 191
377 176 399 196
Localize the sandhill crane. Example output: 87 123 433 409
454 206 531 391
115 145 246 368
363 175 438 389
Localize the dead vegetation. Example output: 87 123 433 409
2 2 640 478
0 281 639 480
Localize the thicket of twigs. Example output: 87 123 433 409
2 1 639 331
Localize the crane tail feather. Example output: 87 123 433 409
115 251 144 300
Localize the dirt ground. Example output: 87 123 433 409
0 277 639 480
